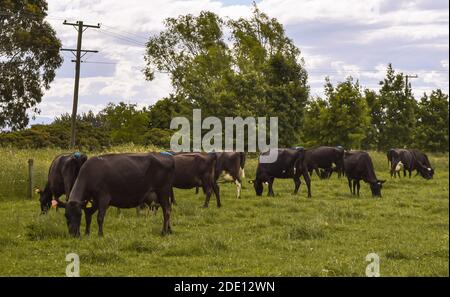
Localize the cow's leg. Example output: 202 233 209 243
356 180 361 196
302 169 312 198
157 188 172 235
293 175 301 194
170 187 176 205
352 180 356 195
403 168 407 177
408 169 412 178
234 178 242 199
84 204 98 236
202 183 214 208
96 196 110 237
347 178 352 195
314 167 321 179
213 182 221 208
267 177 275 197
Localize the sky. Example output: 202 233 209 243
31 0 449 124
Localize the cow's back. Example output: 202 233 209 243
71 153 174 208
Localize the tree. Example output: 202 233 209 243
377 64 417 150
144 4 309 147
361 89 382 150
0 0 62 130
414 89 449 152
302 77 370 149
301 97 328 147
99 102 150 145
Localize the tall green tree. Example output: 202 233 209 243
0 0 62 130
302 77 370 149
377 63 417 150
144 5 309 147
99 102 150 145
414 89 449 152
361 89 382 150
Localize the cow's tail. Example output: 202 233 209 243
239 152 246 179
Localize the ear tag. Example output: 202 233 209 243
86 201 93 208
51 200 58 208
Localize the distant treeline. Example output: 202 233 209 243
0 72 448 152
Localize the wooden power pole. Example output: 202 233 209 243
61 20 100 149
404 74 418 97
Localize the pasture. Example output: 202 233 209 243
0 146 448 276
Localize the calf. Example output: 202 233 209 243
305 146 344 179
63 153 175 237
172 152 220 208
344 151 386 197
250 148 311 198
36 152 87 214
387 149 402 178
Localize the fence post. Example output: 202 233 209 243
28 159 33 199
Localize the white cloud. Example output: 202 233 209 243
34 0 448 120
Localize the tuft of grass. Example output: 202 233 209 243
25 216 68 241
288 225 325 240
385 250 411 260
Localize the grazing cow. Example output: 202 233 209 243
172 152 220 208
249 148 311 198
410 149 434 178
391 149 433 179
36 152 87 214
305 146 345 179
344 151 386 197
62 153 175 237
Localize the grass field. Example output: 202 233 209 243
0 146 448 276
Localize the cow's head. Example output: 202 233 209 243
370 180 386 197
248 179 263 196
36 188 52 214
416 162 434 179
65 201 82 237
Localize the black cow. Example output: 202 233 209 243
172 152 220 208
63 153 175 237
344 151 386 197
391 149 433 179
249 148 311 198
410 149 434 178
305 146 344 179
212 152 246 198
36 152 87 214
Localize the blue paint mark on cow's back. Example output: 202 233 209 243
73 152 82 159
160 151 173 156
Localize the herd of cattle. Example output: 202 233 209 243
35 147 434 237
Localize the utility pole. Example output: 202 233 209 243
404 74 418 98
61 20 100 149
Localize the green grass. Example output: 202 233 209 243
0 146 448 276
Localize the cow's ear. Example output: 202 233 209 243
378 180 386 184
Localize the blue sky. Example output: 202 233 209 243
31 0 449 124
